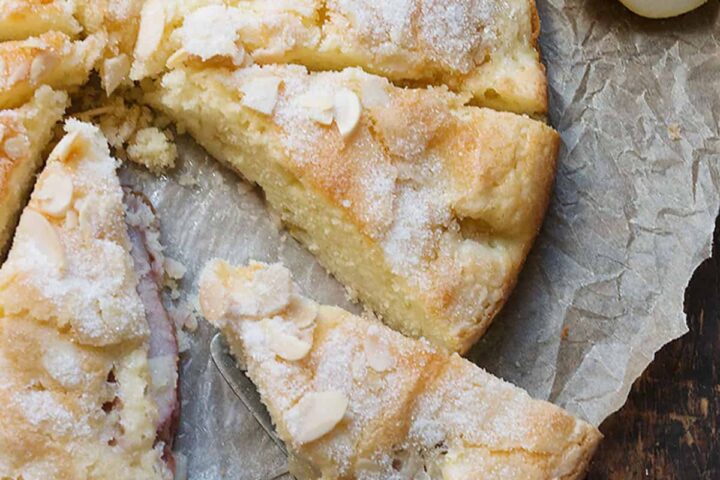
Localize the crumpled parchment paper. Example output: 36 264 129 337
120 1 720 477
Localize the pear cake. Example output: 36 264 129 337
147 63 558 353
0 121 179 479
129 0 547 115
199 260 601 480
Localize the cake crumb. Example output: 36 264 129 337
127 127 178 173
667 123 682 141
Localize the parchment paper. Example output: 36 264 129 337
120 1 720 477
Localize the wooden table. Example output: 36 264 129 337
586 216 719 479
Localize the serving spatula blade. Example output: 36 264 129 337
210 333 291 479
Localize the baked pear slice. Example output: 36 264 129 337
0 121 178 479
199 260 601 480
0 85 67 257
131 0 548 115
148 63 558 353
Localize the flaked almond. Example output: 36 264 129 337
199 267 230 325
228 263 291 317
49 130 81 163
134 0 165 60
241 76 282 115
30 52 58 84
333 88 361 138
0 124 6 144
7 62 29 86
34 167 74 217
4 134 28 160
298 92 334 126
265 320 312 361
363 330 395 372
102 54 131 95
287 294 318 328
166 49 189 69
19 209 65 270
286 391 348 444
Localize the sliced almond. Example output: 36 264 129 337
265 320 312 361
286 391 348 444
48 130 81 163
3 135 27 160
241 76 282 115
30 52 58 85
102 54 131 95
166 49 189 69
333 88 361 138
199 267 230 325
0 124 6 144
7 62 29 86
287 295 318 328
19 209 65 271
34 167 74 217
298 92 334 126
134 0 166 60
363 331 395 372
228 263 292 317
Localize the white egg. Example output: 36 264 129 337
619 0 707 18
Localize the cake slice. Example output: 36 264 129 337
0 121 179 479
0 30 104 109
199 260 601 480
0 85 67 257
147 63 558 353
131 0 547 115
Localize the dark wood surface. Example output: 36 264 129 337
586 213 719 479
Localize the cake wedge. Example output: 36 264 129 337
131 0 548 115
0 121 179 479
148 63 558 353
0 85 67 257
199 260 601 480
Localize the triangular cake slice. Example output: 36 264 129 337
0 121 178 479
0 85 67 256
131 0 547 115
0 30 103 109
148 63 558 353
199 260 601 480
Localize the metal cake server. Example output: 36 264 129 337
210 333 290 479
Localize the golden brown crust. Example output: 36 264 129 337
200 260 602 480
0 30 104 109
0 121 172 479
127 0 548 115
148 63 558 352
0 85 67 257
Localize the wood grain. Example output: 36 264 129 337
586 214 719 479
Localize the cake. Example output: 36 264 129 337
130 1 547 115
199 260 601 480
0 85 67 257
0 121 179 479
148 63 558 353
